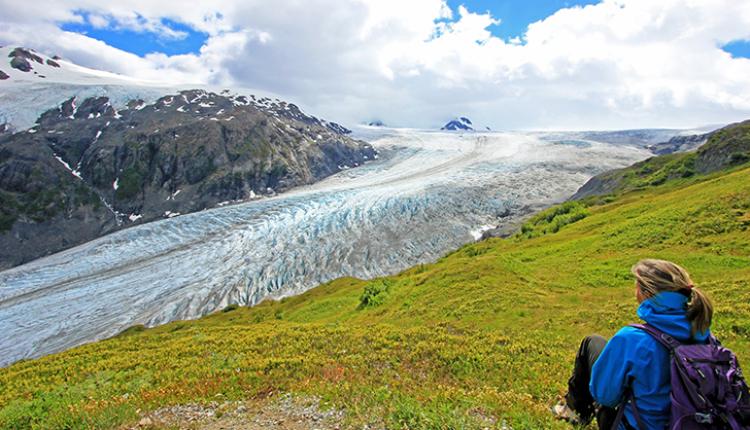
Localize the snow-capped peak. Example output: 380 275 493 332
0 46 165 87
441 116 474 131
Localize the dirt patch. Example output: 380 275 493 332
123 394 351 430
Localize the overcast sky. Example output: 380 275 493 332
2 0 750 130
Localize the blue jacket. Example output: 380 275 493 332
589 292 710 429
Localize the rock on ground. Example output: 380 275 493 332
122 393 369 430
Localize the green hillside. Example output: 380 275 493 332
571 119 750 200
1 156 749 428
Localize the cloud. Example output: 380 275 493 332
1 0 750 129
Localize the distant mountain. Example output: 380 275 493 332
0 47 375 268
367 120 386 127
441 117 473 131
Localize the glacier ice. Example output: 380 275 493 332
0 129 649 366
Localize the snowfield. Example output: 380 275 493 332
0 127 650 366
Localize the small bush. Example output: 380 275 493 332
117 324 146 337
358 280 392 309
222 304 240 313
518 201 589 238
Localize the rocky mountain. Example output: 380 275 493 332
647 131 712 155
0 48 375 269
441 117 473 131
570 120 750 200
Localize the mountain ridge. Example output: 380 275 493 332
0 48 375 269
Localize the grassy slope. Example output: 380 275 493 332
574 120 750 200
1 164 749 429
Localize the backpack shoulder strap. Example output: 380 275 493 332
628 323 682 351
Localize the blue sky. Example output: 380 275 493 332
58 1 750 60
60 1 607 56
444 0 600 40
61 13 208 57
5 0 750 129
722 39 750 59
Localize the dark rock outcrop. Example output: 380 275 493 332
0 90 376 269
0 70 8 80
9 47 44 64
9 56 31 72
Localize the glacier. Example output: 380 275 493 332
0 128 650 366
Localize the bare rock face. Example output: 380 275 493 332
0 70 9 80
0 90 375 269
9 56 31 72
649 132 711 155
8 47 44 64
7 47 47 73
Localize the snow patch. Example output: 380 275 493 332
53 154 83 180
128 214 142 222
470 224 495 241
112 178 119 190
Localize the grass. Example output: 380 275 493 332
1 162 749 429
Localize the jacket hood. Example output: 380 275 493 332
637 291 710 343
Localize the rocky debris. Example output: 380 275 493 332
441 117 473 131
0 90 375 269
126 394 352 430
479 205 537 240
0 70 9 80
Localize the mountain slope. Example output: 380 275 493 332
570 120 750 200
0 48 374 268
1 129 748 429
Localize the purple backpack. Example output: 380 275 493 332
613 323 750 430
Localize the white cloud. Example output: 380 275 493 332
1 0 750 129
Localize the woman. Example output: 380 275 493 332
552 259 713 429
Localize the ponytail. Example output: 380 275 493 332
632 259 714 336
686 287 713 336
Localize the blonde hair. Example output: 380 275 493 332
631 259 713 335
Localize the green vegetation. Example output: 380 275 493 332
519 201 589 238
358 279 392 309
115 165 144 200
0 186 64 230
1 158 749 429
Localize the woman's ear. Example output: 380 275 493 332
635 281 646 303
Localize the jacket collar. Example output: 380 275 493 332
637 291 710 343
